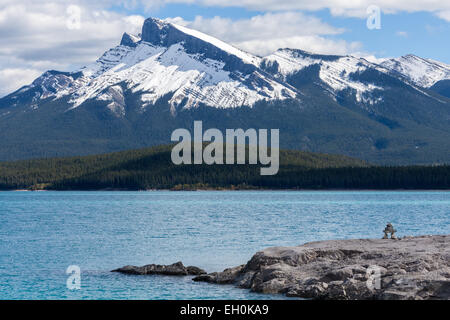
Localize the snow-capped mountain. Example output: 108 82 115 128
4 18 449 114
5 18 295 114
0 17 449 164
380 54 450 88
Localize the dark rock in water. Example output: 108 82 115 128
112 261 206 276
193 235 450 300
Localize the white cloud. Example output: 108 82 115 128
131 0 450 20
170 12 343 42
167 13 360 56
436 10 450 22
0 1 144 96
0 68 42 95
396 31 408 37
20 0 448 19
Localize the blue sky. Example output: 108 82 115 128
146 3 450 63
0 0 449 96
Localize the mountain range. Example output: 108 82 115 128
0 17 449 164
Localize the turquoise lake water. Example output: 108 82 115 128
0 191 449 300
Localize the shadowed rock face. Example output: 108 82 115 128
193 235 450 300
120 33 139 48
112 261 206 276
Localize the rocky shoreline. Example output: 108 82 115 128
113 235 449 300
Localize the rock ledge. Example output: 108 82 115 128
193 235 450 300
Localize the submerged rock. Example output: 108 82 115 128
112 261 206 276
193 235 450 300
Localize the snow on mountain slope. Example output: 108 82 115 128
381 54 450 88
262 49 385 103
7 18 296 113
68 41 293 110
171 23 260 66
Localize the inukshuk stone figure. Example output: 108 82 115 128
383 223 397 239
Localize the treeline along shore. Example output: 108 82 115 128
0 144 449 190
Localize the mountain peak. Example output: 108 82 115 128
275 48 311 56
120 32 140 47
403 53 419 59
141 17 172 45
140 17 259 66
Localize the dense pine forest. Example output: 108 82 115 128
0 144 449 190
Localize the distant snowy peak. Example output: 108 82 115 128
262 48 385 103
381 54 450 88
0 70 82 109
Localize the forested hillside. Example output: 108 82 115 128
0 145 449 190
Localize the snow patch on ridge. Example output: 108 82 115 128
381 54 450 88
263 49 384 103
263 49 316 75
98 85 126 117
